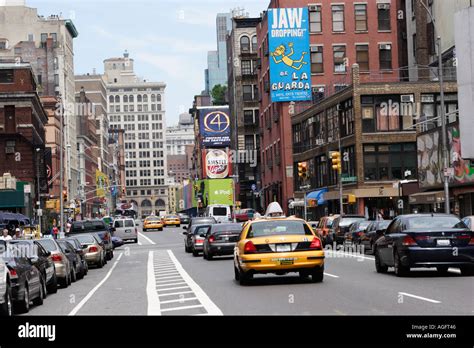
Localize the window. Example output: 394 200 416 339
50 33 57 42
378 3 391 31
309 5 322 33
356 45 369 71
379 44 392 70
332 5 345 32
244 135 254 150
137 95 142 103
0 69 14 83
333 45 346 73
123 95 128 103
243 85 253 101
241 60 252 75
240 36 250 53
0 39 8 50
310 46 324 73
251 36 257 52
363 143 417 181
115 95 120 103
340 98 354 137
40 33 48 42
244 110 254 124
354 4 367 31
253 85 259 101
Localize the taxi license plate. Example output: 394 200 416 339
436 239 450 246
276 244 291 252
277 258 294 265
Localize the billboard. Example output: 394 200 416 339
95 170 109 198
199 107 231 146
202 149 232 179
268 7 312 102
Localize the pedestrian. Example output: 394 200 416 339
376 209 384 221
0 228 12 241
52 225 59 239
12 228 23 240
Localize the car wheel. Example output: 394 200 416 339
159 228 163 231
437 266 449 274
234 265 240 281
375 248 388 273
192 249 199 257
185 243 191 253
369 242 374 255
15 284 30 314
394 251 409 277
239 269 252 285
0 282 13 316
47 273 58 294
143 228 147 232
206 252 213 260
97 257 104 269
110 250 114 259
71 265 77 283
84 262 89 275
59 276 68 288
32 278 45 306
77 265 85 280
299 271 310 280
460 265 474 276
133 238 138 243
310 267 324 283
177 225 180 228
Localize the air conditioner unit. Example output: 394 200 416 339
312 87 325 93
5 147 14 154
401 94 414 103
310 46 320 52
379 44 391 50
378 3 390 10
308 5 319 11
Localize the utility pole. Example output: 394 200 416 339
59 94 64 234
338 137 344 216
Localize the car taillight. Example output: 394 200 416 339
51 254 62 262
209 235 215 243
103 234 110 241
9 268 18 278
309 237 322 249
89 246 99 253
357 232 363 237
415 235 430 241
469 235 474 245
244 241 257 254
402 235 417 246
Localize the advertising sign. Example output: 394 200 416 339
95 170 109 198
268 7 312 102
208 179 234 206
203 149 231 179
199 107 231 146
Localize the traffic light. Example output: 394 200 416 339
342 194 356 205
62 190 67 202
331 151 342 173
298 162 308 179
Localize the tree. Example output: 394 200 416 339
211 84 227 105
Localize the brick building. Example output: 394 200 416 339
0 63 48 215
257 0 404 214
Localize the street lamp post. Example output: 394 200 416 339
419 0 450 214
35 147 42 235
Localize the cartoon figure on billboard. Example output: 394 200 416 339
270 42 307 70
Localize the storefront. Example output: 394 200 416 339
408 191 448 213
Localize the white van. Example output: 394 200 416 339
205 204 231 223
113 218 138 243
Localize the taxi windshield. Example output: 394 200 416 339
247 220 313 238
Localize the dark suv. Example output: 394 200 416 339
69 220 114 260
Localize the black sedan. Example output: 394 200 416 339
57 240 85 282
202 223 242 260
178 213 191 225
1 242 44 313
360 220 392 254
64 237 89 278
9 240 57 294
344 220 372 247
374 214 474 276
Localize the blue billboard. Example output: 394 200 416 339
199 107 231 147
268 7 312 102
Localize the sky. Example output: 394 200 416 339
27 0 269 126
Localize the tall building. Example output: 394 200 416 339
0 3 79 203
165 113 194 155
105 52 168 217
227 16 262 210
205 13 232 93
257 0 403 214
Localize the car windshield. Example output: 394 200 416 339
340 218 366 227
74 234 96 244
72 221 107 232
212 207 227 216
247 220 313 238
406 216 467 229
193 225 211 235
166 215 178 219
211 224 242 234
38 239 58 252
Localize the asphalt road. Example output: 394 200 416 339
25 225 474 316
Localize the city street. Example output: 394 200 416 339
24 225 474 316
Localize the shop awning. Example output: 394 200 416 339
306 188 328 205
409 191 445 205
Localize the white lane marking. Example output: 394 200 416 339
156 281 187 287
156 278 184 284
398 292 441 304
139 232 156 245
138 240 142 245
158 290 194 297
156 275 183 281
146 251 161 315
156 285 191 292
324 272 340 278
160 297 198 304
160 304 204 312
155 271 180 276
326 250 375 261
448 268 461 274
167 250 223 315
68 253 123 316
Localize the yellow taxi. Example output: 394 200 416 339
143 216 163 231
163 214 181 228
233 202 325 285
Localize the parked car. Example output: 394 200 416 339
344 220 372 246
56 240 84 282
143 216 163 232
113 218 138 243
205 204 231 223
315 216 338 245
73 233 106 268
232 209 255 222
360 220 392 253
0 252 12 316
462 216 474 231
183 224 212 256
112 236 124 249
64 237 89 278
178 213 190 225
185 217 217 234
69 220 114 261
9 240 57 294
1 242 44 313
203 223 242 260
374 214 474 276
36 238 72 288
334 215 367 245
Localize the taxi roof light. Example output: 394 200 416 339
264 202 286 218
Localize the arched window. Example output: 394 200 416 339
151 94 156 102
156 94 162 102
155 199 165 208
137 95 142 103
123 95 128 103
251 36 257 52
109 95 114 103
115 95 120 103
129 95 134 103
143 95 148 102
141 200 152 208
240 35 250 53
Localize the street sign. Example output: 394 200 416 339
341 176 357 183
24 185 31 193
37 209 43 217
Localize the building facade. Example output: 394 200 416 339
165 113 194 156
227 16 262 210
257 0 403 214
105 52 168 217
